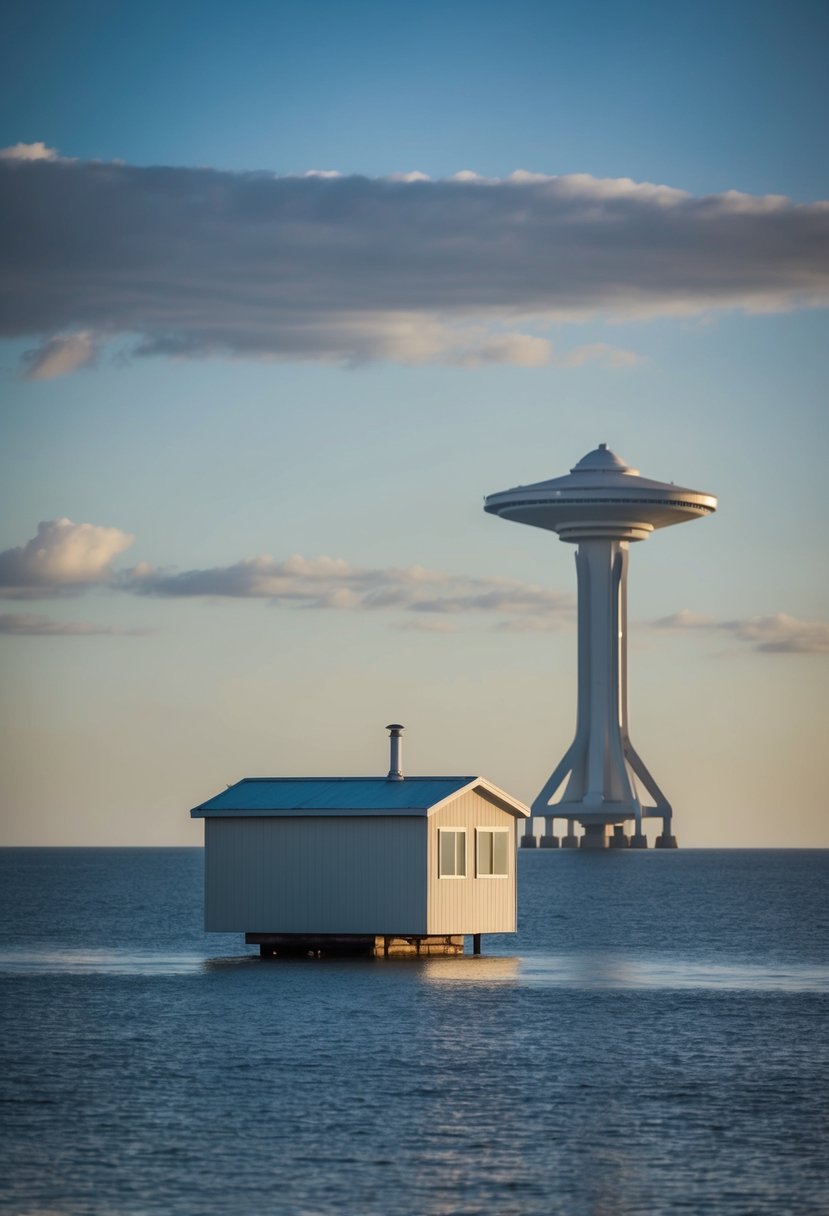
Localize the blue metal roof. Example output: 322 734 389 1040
191 776 478 818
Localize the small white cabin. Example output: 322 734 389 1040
190 735 529 957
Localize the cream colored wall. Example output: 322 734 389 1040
205 816 427 934
427 791 518 934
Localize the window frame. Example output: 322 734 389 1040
476 827 511 878
438 827 467 879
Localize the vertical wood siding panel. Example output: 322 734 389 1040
203 815 427 933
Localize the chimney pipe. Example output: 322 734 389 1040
386 724 404 781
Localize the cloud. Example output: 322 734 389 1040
557 342 643 368
653 609 716 630
22 331 97 379
0 519 135 596
494 616 561 632
723 614 829 654
2 518 824 652
0 519 572 623
0 612 149 636
124 555 575 621
0 142 58 161
395 618 457 633
407 581 569 616
2 154 826 371
653 609 829 655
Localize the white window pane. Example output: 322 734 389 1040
455 831 466 877
440 831 455 876
478 830 493 875
493 831 509 875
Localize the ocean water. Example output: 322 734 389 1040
0 848 827 1216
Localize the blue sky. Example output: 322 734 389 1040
3 0 827 196
1 0 827 845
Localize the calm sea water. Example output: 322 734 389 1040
1 848 827 1216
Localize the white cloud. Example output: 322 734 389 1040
2 516 824 654
724 613 829 655
22 331 97 379
0 519 135 595
450 331 552 368
2 155 826 372
395 618 457 633
652 609 829 655
494 616 560 633
0 612 149 636
653 609 716 630
124 555 575 621
0 142 58 161
387 172 431 183
555 342 643 369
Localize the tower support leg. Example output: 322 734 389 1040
580 823 608 849
561 822 579 848
520 818 537 848
539 815 559 848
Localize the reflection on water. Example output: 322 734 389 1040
0 948 211 975
420 956 521 985
2 947 827 991
517 953 829 992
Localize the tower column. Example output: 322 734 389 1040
578 539 637 809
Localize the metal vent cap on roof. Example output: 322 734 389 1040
386 723 404 781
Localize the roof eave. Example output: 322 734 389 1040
426 777 531 819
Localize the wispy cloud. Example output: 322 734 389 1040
2 151 826 373
0 612 149 636
724 615 829 654
22 331 97 379
494 616 561 633
395 617 458 634
2 519 824 653
0 519 135 597
124 555 574 621
653 610 829 655
0 520 574 624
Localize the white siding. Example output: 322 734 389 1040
205 816 427 934
427 791 518 934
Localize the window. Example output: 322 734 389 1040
477 828 509 877
438 829 466 878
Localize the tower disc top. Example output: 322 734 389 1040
484 444 717 540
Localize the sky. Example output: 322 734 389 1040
1 0 827 847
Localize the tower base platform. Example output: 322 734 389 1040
523 823 672 849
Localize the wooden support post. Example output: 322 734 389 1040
472 934 482 956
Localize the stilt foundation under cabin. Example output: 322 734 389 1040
246 933 470 958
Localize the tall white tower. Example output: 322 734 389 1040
484 444 716 849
